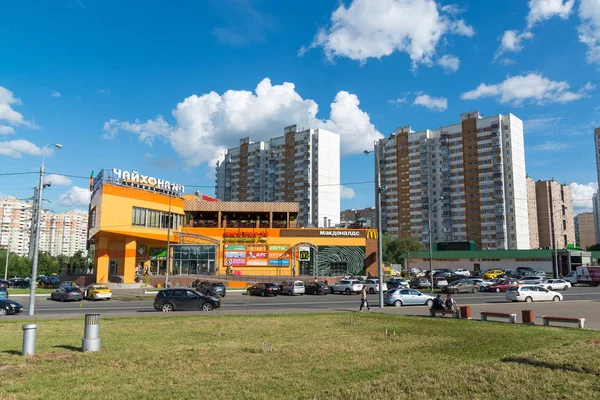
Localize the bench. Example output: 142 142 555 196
480 312 517 324
543 316 585 329
429 309 460 318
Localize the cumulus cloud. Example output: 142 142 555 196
59 186 91 207
0 140 51 158
413 94 447 111
527 0 575 28
0 86 38 129
569 181 597 214
103 78 383 167
461 73 593 105
437 54 460 73
494 30 534 60
578 0 600 66
0 125 15 135
307 0 474 67
50 90 61 98
340 185 356 199
44 174 73 186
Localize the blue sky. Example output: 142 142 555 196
1 0 599 214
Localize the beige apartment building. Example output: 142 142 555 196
1 197 33 257
535 180 575 249
378 110 529 250
526 176 539 248
575 212 596 249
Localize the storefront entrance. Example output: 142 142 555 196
172 244 217 275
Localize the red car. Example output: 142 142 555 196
488 280 520 293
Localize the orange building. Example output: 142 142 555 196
88 169 379 284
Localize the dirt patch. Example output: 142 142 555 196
31 352 75 360
0 364 16 372
586 338 600 345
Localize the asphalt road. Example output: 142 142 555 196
5 286 600 329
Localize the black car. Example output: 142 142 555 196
50 286 84 302
8 278 29 288
0 279 9 288
0 286 7 298
246 283 279 297
0 297 23 315
305 281 329 295
194 281 227 297
154 289 220 312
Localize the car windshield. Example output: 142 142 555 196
265 283 278 287
65 287 79 292
93 286 109 290
507 287 518 292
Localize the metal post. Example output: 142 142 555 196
82 313 101 352
4 234 9 281
28 163 44 316
22 324 38 355
27 188 38 261
428 206 434 293
374 141 384 308
165 193 172 288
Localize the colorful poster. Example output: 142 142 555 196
225 244 246 251
230 259 246 266
246 259 268 266
268 259 290 266
247 251 268 259
224 251 246 259
268 251 287 259
269 245 289 251
247 244 267 251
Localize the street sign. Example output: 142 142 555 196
298 246 310 261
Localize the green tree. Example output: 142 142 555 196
586 244 600 251
382 233 424 264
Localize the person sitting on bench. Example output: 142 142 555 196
431 294 444 310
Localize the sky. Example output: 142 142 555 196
1 0 599 215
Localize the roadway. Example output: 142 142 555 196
5 286 600 329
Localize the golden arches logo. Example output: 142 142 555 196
366 230 378 239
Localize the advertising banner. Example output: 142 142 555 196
268 251 287 259
230 258 246 266
224 251 246 259
246 259 268 266
269 245 289 251
225 244 246 251
247 244 267 251
268 259 290 266
247 251 268 259
298 246 310 261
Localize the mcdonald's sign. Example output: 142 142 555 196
366 229 378 239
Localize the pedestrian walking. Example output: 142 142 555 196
292 266 296 277
360 285 371 311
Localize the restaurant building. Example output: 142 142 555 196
88 169 378 284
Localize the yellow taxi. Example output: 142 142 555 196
483 269 505 279
84 284 112 301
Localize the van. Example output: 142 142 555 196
281 280 305 296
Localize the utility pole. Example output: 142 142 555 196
4 233 9 281
374 141 384 308
28 188 38 261
165 192 172 288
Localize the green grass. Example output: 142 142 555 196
0 313 599 399
5 288 56 295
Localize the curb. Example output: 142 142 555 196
143 289 247 294
8 294 49 297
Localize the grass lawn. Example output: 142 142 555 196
1 313 599 399
5 289 56 295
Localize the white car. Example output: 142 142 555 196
330 280 363 295
364 279 388 294
506 285 563 302
453 269 471 276
387 278 410 288
280 280 306 296
539 279 571 291
476 279 497 292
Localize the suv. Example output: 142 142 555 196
329 280 363 294
280 280 305 296
410 277 431 289
194 281 226 297
154 289 220 312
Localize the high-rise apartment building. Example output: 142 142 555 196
574 212 596 249
377 110 529 250
535 180 575 249
594 128 600 241
527 176 539 249
215 125 340 228
0 197 88 257
594 193 600 244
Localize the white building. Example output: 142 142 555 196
215 125 340 228
594 128 600 241
378 110 529 250
1 197 33 257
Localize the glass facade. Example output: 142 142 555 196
172 245 217 275
132 206 183 230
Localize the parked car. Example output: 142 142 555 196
38 276 60 288
59 281 79 288
247 283 279 297
0 297 23 315
384 288 435 307
521 276 546 285
304 281 328 295
387 278 409 288
453 269 471 276
487 280 519 293
516 267 536 275
563 271 578 285
540 279 571 291
329 280 363 295
442 279 478 294
0 286 7 298
409 277 431 289
0 279 9 288
533 270 548 277
280 280 305 296
364 279 387 294
8 278 29 288
194 281 226 297
154 288 220 312
51 286 84 302
506 285 563 302
84 284 112 301
483 269 504 279
408 268 422 276
476 279 497 292
433 277 448 289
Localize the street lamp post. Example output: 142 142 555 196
165 192 172 288
4 234 10 281
428 197 444 293
28 143 62 316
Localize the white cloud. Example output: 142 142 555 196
44 174 73 186
340 185 356 199
524 116 565 132
50 90 61 98
59 186 91 207
461 73 593 105
413 94 447 111
527 0 575 28
307 0 474 67
97 89 111 95
437 54 460 73
0 125 15 135
494 30 534 60
569 181 597 214
529 141 572 151
387 97 407 106
578 0 600 65
0 86 38 129
0 140 51 158
103 78 383 167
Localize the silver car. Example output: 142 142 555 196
330 280 363 294
384 288 435 307
280 280 305 296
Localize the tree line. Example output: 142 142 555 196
1 249 93 279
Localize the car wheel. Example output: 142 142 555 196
161 303 174 312
345 288 351 295
0 308 7 315
368 288 375 294
553 296 560 302
394 300 402 307
288 290 292 296
471 288 477 293
479 286 486 292
495 288 501 293
261 291 266 297
247 290 252 296
525 296 533 303
563 286 568 291
330 287 334 294
201 303 213 311
547 286 552 290
426 299 433 307
60 295 65 302
453 289 458 294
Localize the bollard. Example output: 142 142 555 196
82 314 101 352
22 324 38 356
508 314 517 324
459 306 471 319
522 310 535 325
